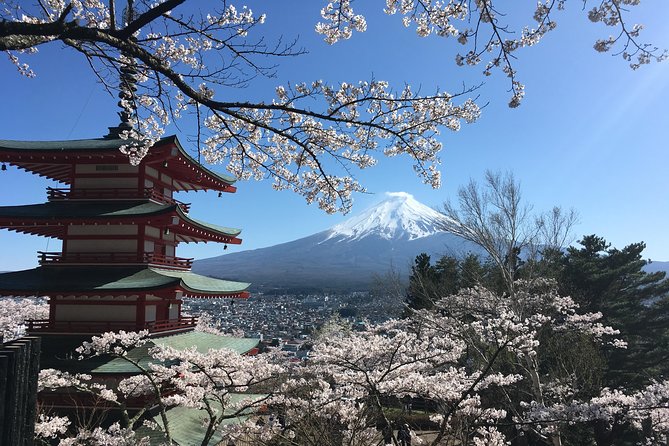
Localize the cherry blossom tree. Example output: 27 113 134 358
239 280 631 446
37 330 283 446
521 380 669 445
0 297 48 341
1 1 664 213
28 278 669 445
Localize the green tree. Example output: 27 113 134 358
557 235 669 388
406 253 438 311
407 252 512 311
434 255 460 296
458 254 486 290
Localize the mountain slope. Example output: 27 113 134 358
193 193 481 291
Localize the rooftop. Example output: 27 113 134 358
0 200 242 243
39 332 260 375
0 266 250 298
0 135 237 191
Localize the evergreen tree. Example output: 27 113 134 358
407 252 506 310
555 235 669 388
406 253 438 311
434 255 460 296
458 254 487 290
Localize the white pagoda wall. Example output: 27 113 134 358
67 239 137 253
75 177 138 189
55 305 136 322
68 226 138 236
145 305 157 322
169 304 179 320
65 226 139 254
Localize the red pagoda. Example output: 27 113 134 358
0 132 250 337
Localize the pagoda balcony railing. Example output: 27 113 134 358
26 316 198 334
38 251 194 269
46 187 191 213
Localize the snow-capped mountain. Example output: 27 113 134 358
324 192 452 242
194 193 479 291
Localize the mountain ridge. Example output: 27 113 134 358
193 193 669 292
193 193 479 291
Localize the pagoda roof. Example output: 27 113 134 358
0 135 237 192
40 332 260 376
91 333 261 374
0 266 250 298
146 393 266 446
0 200 242 243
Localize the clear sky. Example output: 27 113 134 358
1 1 668 271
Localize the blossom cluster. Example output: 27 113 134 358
0 297 48 341
25 278 669 444
522 380 669 443
315 0 663 107
3 1 662 213
317 0 367 44
76 329 149 357
38 329 282 445
588 0 667 69
202 79 479 213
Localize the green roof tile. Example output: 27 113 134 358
153 331 260 355
0 200 242 237
0 137 137 151
0 266 249 295
77 333 260 374
150 393 266 446
153 269 250 295
0 200 173 219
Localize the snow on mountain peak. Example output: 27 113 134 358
324 192 450 242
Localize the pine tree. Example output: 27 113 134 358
557 235 669 387
434 256 460 296
406 253 438 311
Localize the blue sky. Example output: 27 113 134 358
1 1 668 271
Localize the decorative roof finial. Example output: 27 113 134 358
104 56 138 139
105 2 138 139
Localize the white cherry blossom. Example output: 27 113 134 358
2 1 663 212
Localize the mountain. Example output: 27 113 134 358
193 192 480 292
643 260 669 275
324 192 453 242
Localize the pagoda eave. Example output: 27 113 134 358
0 136 238 192
26 317 199 336
141 139 237 193
1 131 251 345
0 266 250 297
0 200 242 243
0 221 243 244
0 287 250 300
179 290 250 299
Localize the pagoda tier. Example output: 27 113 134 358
0 136 236 192
38 332 260 411
0 266 250 335
0 198 240 245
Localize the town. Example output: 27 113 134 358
184 290 404 356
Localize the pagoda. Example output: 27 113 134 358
0 130 250 338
